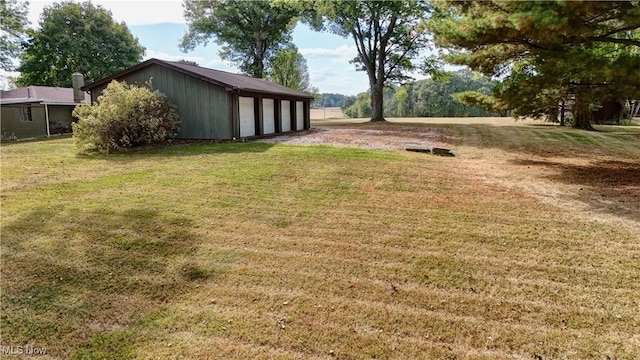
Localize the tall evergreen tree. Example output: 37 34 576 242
427 1 640 129
17 1 144 87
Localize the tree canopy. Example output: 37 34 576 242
427 0 640 129
303 0 432 122
0 0 29 71
266 45 312 92
17 1 144 87
344 69 496 118
312 93 356 108
181 0 299 78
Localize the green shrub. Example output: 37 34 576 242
72 81 180 154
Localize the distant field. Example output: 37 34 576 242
2 120 639 359
310 107 344 120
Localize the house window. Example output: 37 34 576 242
20 106 33 122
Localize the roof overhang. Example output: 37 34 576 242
0 99 82 106
83 58 315 100
236 89 315 100
42 102 83 106
82 58 234 91
0 99 45 105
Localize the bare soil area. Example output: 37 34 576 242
259 122 455 151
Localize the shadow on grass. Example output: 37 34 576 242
1 207 212 358
77 140 276 162
435 124 640 158
0 134 73 146
511 158 640 223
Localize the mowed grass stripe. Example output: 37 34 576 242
137 282 633 359
2 122 639 359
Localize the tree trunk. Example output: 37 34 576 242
573 98 595 130
370 82 385 122
254 38 265 78
548 106 558 124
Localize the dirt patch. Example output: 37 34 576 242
258 123 454 151
259 120 640 232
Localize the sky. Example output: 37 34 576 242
2 0 406 95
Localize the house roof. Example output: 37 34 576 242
0 86 87 105
82 58 315 99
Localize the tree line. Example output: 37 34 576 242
2 0 638 129
342 69 497 118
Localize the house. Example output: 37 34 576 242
1 74 86 140
591 100 622 123
82 58 315 140
591 100 640 124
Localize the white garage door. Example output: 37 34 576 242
281 100 291 132
239 96 255 137
296 101 304 130
263 99 275 134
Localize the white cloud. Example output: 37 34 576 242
144 50 203 63
0 70 20 90
301 45 365 94
300 45 357 63
309 66 368 95
203 59 238 73
143 51 241 74
28 0 185 27
21 2 369 95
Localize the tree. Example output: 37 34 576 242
451 91 508 117
181 0 299 78
354 69 497 118
343 91 372 118
17 1 144 88
177 59 199 66
427 1 640 129
266 45 311 91
306 0 431 122
0 0 29 71
312 93 355 108
395 86 409 117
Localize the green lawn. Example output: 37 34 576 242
1 122 639 359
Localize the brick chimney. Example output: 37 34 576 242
72 72 84 102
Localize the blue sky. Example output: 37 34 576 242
129 22 370 95
6 0 430 94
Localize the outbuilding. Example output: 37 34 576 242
0 79 86 140
82 58 314 140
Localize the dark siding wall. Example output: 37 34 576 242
48 105 76 133
0 104 47 140
90 65 231 139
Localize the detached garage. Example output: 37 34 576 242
82 58 314 140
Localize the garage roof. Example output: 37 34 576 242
82 58 314 99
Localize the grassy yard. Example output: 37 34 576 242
1 121 639 359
